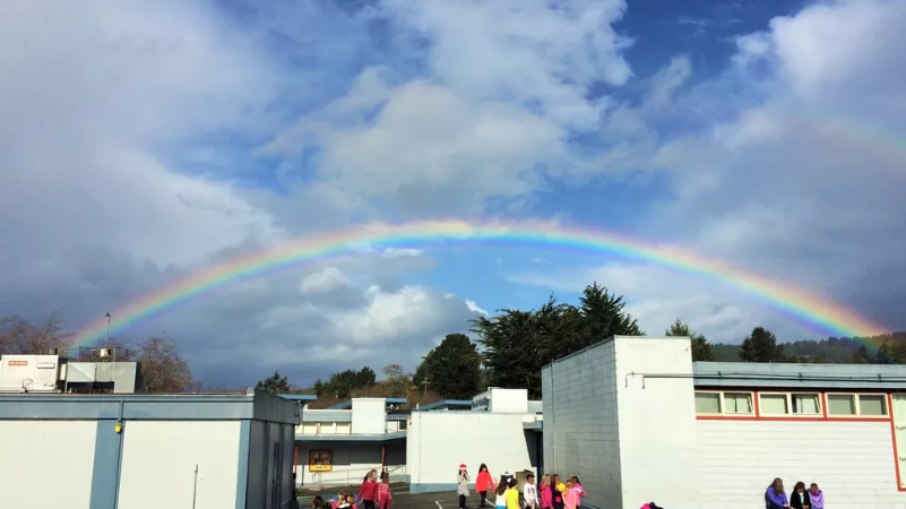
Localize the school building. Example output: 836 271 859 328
542 335 906 509
294 388 544 492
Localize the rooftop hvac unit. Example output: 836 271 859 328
0 355 61 393
98 348 111 359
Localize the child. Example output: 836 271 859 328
358 470 378 509
808 483 823 509
337 495 351 509
563 480 578 509
494 479 508 509
377 472 393 509
331 492 346 509
458 464 471 509
505 478 520 509
539 475 552 509
477 464 496 509
791 481 810 509
312 496 326 509
569 477 586 508
346 495 357 509
523 474 538 509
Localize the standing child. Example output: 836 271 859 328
563 480 578 509
523 474 538 509
550 476 564 509
539 475 552 509
808 484 823 509
377 472 393 509
358 470 378 509
505 478 520 509
569 477 585 509
458 464 471 509
494 479 508 509
476 464 496 509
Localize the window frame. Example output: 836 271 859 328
824 392 890 418
694 390 755 417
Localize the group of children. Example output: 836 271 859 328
312 469 394 509
765 478 825 509
460 464 586 509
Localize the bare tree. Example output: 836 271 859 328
0 314 73 355
135 336 197 393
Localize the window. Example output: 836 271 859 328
695 392 721 414
859 395 888 416
301 423 318 434
760 394 790 415
724 393 754 414
827 394 856 415
792 393 821 415
336 422 351 434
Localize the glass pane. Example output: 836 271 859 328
828 394 856 415
792 393 820 414
860 395 888 416
695 392 721 414
761 394 789 414
724 393 753 414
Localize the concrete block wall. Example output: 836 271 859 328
698 420 906 509
542 340 621 508
408 412 536 492
613 337 700 508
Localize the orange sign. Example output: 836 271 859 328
8 360 27 366
309 450 333 472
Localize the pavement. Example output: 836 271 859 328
296 487 470 509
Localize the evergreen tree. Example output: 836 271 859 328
256 370 291 394
664 318 715 361
739 327 785 362
414 333 481 399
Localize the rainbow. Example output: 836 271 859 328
70 219 889 348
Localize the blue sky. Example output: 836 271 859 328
1 0 904 387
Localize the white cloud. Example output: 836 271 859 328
299 267 350 295
465 299 489 316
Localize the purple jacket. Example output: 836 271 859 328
765 486 788 509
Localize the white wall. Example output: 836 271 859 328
409 411 536 491
0 420 97 508
489 388 529 413
698 419 906 509
117 421 241 509
352 399 387 435
613 337 701 509
542 340 622 508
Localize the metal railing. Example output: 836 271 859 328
309 465 409 488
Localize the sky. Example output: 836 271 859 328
1 0 904 388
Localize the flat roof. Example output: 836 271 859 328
329 397 407 409
278 394 318 401
295 431 407 442
693 362 906 389
416 399 473 411
0 389 300 424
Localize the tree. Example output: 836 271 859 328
382 364 411 397
314 366 377 398
0 314 72 355
414 333 481 399
256 371 291 394
739 327 785 362
135 336 197 393
580 283 643 340
850 345 872 364
475 283 644 398
664 318 715 361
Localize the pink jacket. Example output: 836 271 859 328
377 483 393 509
540 486 553 509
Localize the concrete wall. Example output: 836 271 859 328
698 419 906 509
352 399 387 435
408 412 536 492
542 339 621 508
117 421 242 509
613 337 700 509
297 440 406 486
0 420 97 508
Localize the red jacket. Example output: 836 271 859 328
358 480 377 501
476 471 495 492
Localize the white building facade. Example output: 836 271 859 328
542 336 906 509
